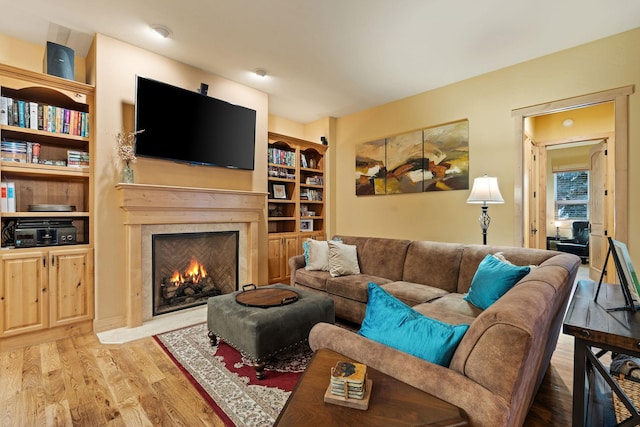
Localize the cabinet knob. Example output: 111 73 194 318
580 329 590 337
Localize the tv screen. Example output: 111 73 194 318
134 76 256 170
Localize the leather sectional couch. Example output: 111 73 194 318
288 235 580 427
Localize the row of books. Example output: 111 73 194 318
267 166 295 180
67 150 90 168
300 153 318 169
268 147 296 167
1 140 40 163
300 188 322 201
305 175 324 185
0 182 16 212
0 95 90 137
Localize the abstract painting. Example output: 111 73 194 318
355 120 469 195
355 138 386 195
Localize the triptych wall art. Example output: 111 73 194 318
355 120 469 195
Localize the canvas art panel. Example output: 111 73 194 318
355 139 386 195
355 120 469 196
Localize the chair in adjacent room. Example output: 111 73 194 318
556 221 590 264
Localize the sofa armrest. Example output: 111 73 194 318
288 254 306 286
309 323 510 427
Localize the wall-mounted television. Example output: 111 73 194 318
134 76 256 170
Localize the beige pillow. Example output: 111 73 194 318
305 239 330 271
493 252 537 271
328 241 361 277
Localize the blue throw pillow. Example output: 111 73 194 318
358 283 469 366
302 239 310 266
464 254 531 310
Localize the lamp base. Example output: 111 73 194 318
479 205 491 245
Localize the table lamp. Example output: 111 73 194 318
466 175 504 245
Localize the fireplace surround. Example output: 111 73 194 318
117 184 266 327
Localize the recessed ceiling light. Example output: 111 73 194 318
254 69 267 77
562 118 574 127
151 24 172 39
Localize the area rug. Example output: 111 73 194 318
153 322 313 427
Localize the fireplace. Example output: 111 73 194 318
117 184 266 328
152 231 239 316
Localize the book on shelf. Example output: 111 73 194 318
0 182 7 212
29 102 38 130
0 95 8 125
6 182 16 212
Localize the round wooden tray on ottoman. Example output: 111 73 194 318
207 284 335 379
235 284 299 307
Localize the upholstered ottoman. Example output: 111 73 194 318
207 283 335 379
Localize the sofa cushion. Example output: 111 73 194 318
328 241 361 277
293 269 331 292
326 274 392 302
358 283 469 366
413 302 478 326
402 241 464 292
381 281 449 306
464 254 531 310
304 239 330 271
427 293 483 318
336 236 410 281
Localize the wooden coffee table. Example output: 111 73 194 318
274 348 469 426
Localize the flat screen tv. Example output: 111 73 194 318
134 76 256 170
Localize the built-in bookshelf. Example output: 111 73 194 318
0 63 94 350
267 132 327 283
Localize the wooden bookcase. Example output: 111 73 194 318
268 132 326 283
0 63 94 351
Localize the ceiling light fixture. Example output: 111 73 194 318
562 118 574 127
254 69 267 77
151 24 172 39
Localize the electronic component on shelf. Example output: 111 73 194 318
14 219 77 247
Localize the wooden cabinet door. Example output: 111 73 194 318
268 235 285 283
0 251 48 337
283 235 299 279
268 234 299 284
49 248 94 327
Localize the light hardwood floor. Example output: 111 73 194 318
1 268 590 426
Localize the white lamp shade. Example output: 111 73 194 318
467 175 504 204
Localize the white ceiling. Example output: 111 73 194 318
2 0 640 123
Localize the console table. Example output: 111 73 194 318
275 348 468 426
563 280 640 427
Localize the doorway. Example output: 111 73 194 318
512 86 633 283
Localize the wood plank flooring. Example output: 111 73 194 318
0 325 577 426
0 333 225 426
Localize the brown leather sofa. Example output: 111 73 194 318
289 236 580 427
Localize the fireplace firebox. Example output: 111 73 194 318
152 231 238 316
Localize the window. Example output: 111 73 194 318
554 170 589 219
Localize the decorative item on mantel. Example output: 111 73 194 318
116 129 144 183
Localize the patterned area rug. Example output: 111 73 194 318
153 322 313 427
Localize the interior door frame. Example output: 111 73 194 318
512 86 633 248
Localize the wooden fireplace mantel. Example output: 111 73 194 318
116 184 267 327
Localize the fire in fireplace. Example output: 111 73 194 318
152 231 238 316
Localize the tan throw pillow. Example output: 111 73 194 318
328 241 361 277
305 239 330 271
